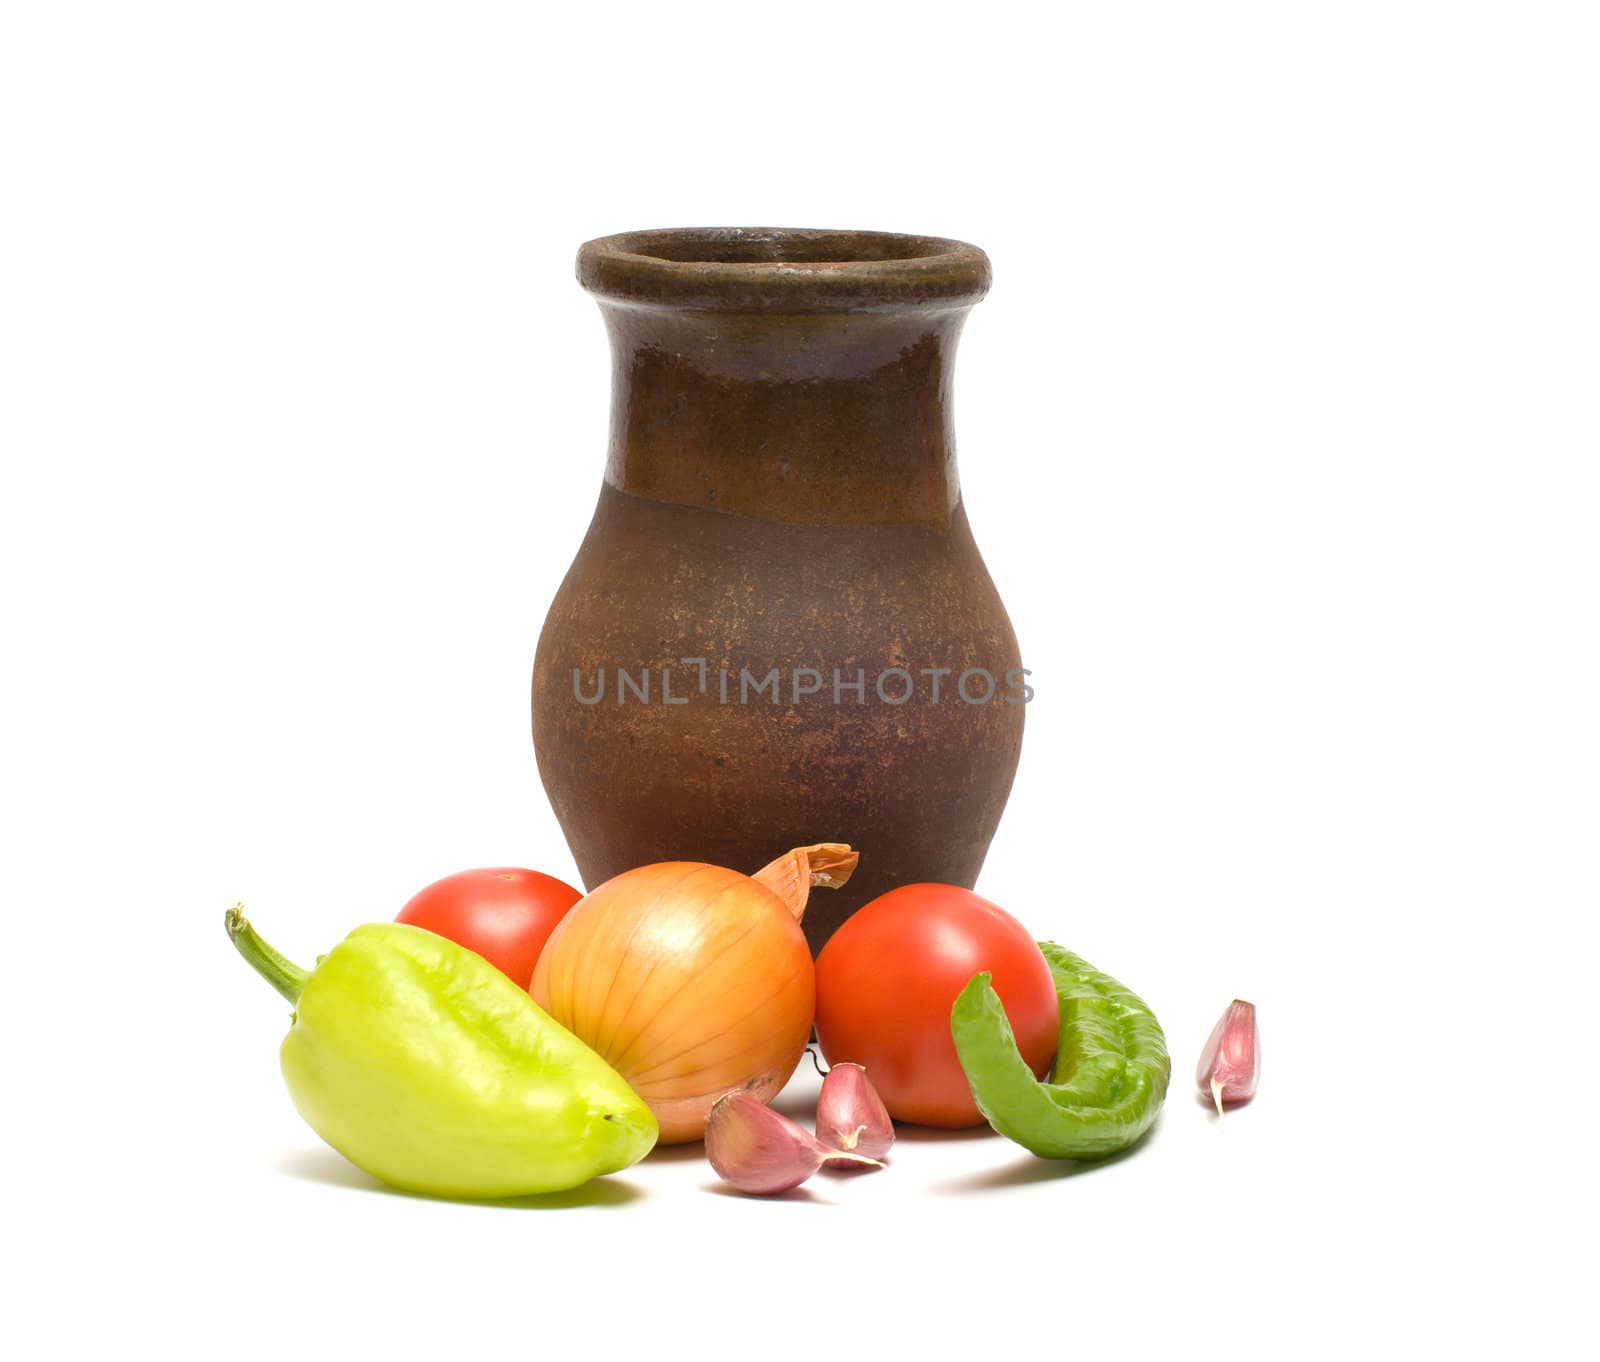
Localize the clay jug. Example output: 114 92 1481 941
533 228 1024 952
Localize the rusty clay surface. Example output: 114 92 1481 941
534 227 1023 953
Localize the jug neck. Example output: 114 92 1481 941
577 228 991 529
599 305 974 527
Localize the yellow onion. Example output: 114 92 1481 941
531 844 856 1144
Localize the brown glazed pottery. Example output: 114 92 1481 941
532 227 1024 953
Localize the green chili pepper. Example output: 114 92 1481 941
951 941 1170 1159
226 907 657 1198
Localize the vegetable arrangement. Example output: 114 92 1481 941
1197 999 1260 1116
814 884 1060 1127
228 847 1259 1200
225 908 655 1198
395 866 581 990
703 1060 897 1194
705 1091 882 1194
952 944 1170 1159
531 843 853 1143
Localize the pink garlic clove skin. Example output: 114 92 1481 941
815 1062 894 1167
1196 999 1259 1117
706 1091 880 1195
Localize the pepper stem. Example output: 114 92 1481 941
225 904 311 1004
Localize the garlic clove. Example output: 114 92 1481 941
706 1092 880 1195
815 1062 894 1167
1196 999 1259 1118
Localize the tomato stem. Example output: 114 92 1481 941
225 904 311 1004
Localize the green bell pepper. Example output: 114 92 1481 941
951 941 1170 1159
226 907 657 1198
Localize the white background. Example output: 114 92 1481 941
3 3 1595 1357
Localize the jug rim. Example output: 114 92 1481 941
577 226 991 313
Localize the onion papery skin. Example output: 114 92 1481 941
530 861 815 1144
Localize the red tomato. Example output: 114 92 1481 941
396 867 582 990
814 884 1058 1128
